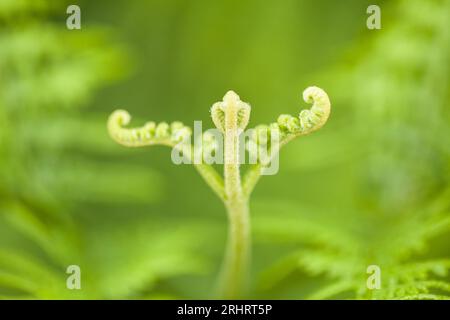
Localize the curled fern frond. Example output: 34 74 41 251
277 86 331 145
107 110 225 201
107 110 192 147
211 90 251 132
245 86 330 155
242 86 331 195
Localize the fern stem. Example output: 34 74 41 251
217 91 251 299
218 197 250 299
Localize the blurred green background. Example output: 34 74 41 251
0 0 449 299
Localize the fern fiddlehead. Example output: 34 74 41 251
107 86 331 299
108 110 192 147
108 110 225 200
243 86 331 196
277 86 331 144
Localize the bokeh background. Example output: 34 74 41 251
0 0 449 299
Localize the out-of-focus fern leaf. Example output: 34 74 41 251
0 0 217 300
0 0 190 299
254 0 449 300
254 199 450 299
0 248 67 298
83 218 217 299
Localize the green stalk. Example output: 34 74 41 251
219 196 250 299
217 91 251 299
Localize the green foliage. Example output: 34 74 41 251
0 0 448 300
253 0 450 300
0 0 206 299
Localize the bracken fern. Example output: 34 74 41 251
108 86 331 298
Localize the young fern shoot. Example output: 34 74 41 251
107 86 331 299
